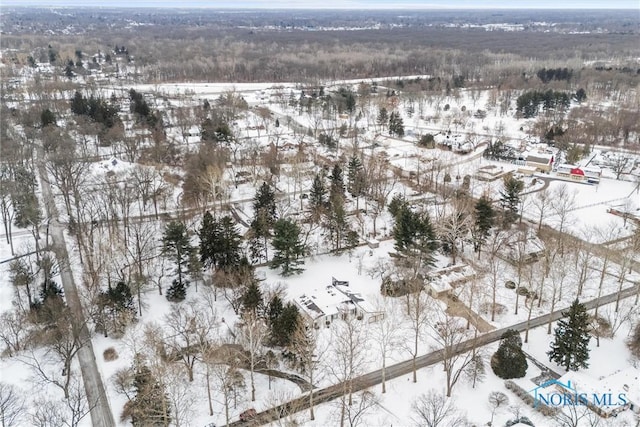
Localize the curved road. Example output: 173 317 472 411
232 283 639 427
36 146 115 427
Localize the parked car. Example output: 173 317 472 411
239 408 257 422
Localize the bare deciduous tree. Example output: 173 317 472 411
328 317 370 427
531 185 552 232
550 184 577 256
488 391 509 426
437 199 472 265
163 302 218 382
403 286 431 383
372 298 401 393
338 390 379 427
554 402 608 427
0 382 25 427
20 312 89 400
0 310 30 358
411 389 467 427
289 321 326 420
429 309 475 397
238 311 268 402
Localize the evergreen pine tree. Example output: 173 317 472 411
325 196 349 252
271 218 305 276
393 205 437 269
499 176 524 227
70 91 88 115
201 213 243 273
347 156 366 209
270 302 299 347
388 111 405 137
242 282 263 315
126 355 171 426
377 107 389 130
162 221 192 301
308 174 327 223
250 183 277 262
41 109 56 127
548 299 591 371
473 196 495 254
491 329 528 379
166 279 186 302
219 216 242 270
12 167 42 229
267 295 284 329
388 193 408 219
108 281 135 314
199 211 219 270
328 164 345 204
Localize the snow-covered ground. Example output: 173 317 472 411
2 73 640 427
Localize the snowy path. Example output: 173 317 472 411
36 146 115 427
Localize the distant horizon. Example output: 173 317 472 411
2 0 638 10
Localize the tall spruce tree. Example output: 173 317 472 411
329 164 345 204
267 295 284 329
491 329 528 379
126 355 171 426
347 156 366 209
499 176 524 227
548 299 591 371
393 205 438 268
242 282 263 315
308 174 326 223
250 182 277 262
270 302 299 347
271 218 305 276
388 111 405 137
325 196 349 251
218 216 242 270
200 212 242 273
473 196 495 254
377 107 389 130
199 211 220 271
162 220 193 301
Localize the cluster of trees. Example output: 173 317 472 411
0 164 41 255
200 114 233 145
129 88 164 129
377 107 405 137
70 91 120 128
307 164 361 252
483 140 517 162
96 281 136 337
536 67 573 83
516 90 571 118
241 283 300 347
70 91 122 145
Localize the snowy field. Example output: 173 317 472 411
2 76 640 427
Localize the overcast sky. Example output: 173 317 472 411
3 0 639 8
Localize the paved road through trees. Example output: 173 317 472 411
36 146 115 427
